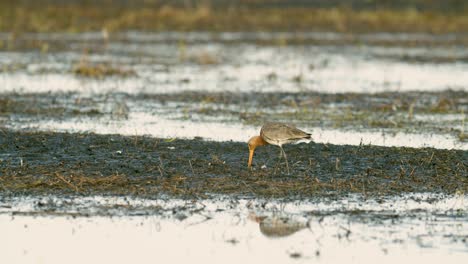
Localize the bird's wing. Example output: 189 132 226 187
261 122 310 142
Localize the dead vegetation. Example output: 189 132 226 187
0 129 466 198
73 60 135 78
2 1 468 33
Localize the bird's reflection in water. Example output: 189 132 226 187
249 212 310 238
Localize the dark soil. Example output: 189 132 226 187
0 129 466 198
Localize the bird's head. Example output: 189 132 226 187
247 136 267 168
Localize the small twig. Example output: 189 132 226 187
159 157 164 170
54 173 79 192
157 157 166 177
399 165 406 178
186 214 212 227
189 160 195 176
152 140 159 150
335 158 341 171
409 167 416 181
241 180 255 195
158 166 164 178
427 152 435 164
408 101 415 120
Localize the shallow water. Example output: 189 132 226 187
8 111 466 150
1 32 468 94
1 32 467 147
1 31 467 150
1 194 467 264
2 42 468 94
1 31 467 263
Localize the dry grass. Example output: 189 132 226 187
73 60 135 78
1 2 468 33
1 154 466 198
0 173 131 195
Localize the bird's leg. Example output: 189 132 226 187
280 146 290 175
273 147 283 174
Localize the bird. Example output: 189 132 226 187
248 122 312 174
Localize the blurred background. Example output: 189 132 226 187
2 0 468 33
1 0 466 148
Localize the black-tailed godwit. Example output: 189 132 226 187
248 122 311 174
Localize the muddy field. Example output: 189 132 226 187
2 90 466 138
0 128 466 198
1 2 468 261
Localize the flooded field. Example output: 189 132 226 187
0 30 467 263
1 194 467 263
1 32 467 148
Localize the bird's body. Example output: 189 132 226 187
260 122 311 146
248 122 311 173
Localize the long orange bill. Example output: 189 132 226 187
248 149 254 168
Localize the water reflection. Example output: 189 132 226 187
0 194 466 264
249 212 309 238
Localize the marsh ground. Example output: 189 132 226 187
0 1 467 263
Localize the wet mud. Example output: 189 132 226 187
138 90 467 129
1 90 466 141
1 4 467 262
1 129 466 198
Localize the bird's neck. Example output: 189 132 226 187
252 136 268 147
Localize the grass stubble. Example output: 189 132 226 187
2 1 468 34
0 129 466 199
